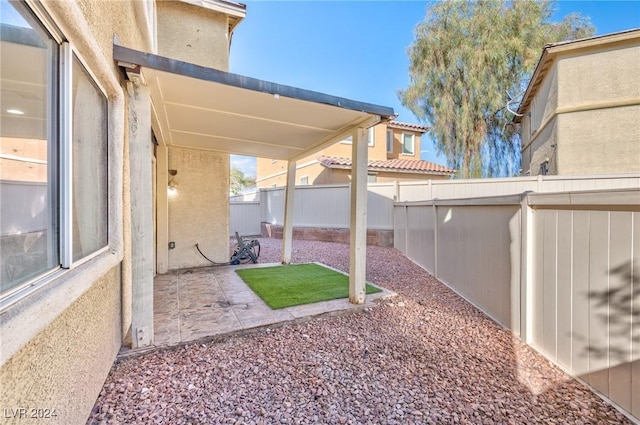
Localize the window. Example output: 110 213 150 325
530 97 539 135
71 55 108 261
300 176 309 185
386 129 393 153
402 133 415 155
340 128 374 146
0 1 108 297
367 174 377 183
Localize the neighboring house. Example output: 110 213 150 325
516 28 640 176
0 1 392 423
256 120 454 187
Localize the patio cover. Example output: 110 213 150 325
113 44 395 160
114 44 394 344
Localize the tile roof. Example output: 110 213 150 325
386 120 430 133
318 156 455 175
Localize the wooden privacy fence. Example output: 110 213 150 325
394 188 640 421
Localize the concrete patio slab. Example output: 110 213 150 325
121 262 394 356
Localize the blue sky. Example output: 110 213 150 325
229 1 640 178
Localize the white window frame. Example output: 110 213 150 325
341 128 375 146
299 176 309 185
1 4 110 305
402 133 415 155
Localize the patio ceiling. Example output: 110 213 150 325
113 45 395 161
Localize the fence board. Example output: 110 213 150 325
556 210 573 371
608 211 633 412
572 211 591 378
588 211 611 396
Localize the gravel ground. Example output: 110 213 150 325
88 239 631 425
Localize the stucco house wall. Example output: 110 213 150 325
519 30 640 176
155 1 233 270
157 0 230 70
168 147 230 267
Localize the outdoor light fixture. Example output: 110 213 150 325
168 169 178 196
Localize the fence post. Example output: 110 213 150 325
432 199 439 279
519 192 534 343
404 204 409 255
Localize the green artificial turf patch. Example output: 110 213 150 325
236 263 381 309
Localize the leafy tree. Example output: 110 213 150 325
400 0 594 178
230 168 256 195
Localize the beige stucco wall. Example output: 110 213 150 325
557 41 640 107
168 147 230 268
524 115 559 176
157 0 229 70
555 42 640 175
0 266 121 425
521 36 640 175
558 105 640 174
520 65 559 176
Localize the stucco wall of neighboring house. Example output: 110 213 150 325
521 35 640 176
157 0 229 70
168 147 230 268
554 41 640 175
557 41 640 107
558 105 640 174
526 116 559 176
386 127 422 160
0 1 152 423
520 65 559 175
0 266 121 425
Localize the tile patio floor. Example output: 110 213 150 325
152 263 394 347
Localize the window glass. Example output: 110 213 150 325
300 176 309 185
386 129 393 153
367 174 377 183
71 56 108 261
402 133 415 155
0 0 58 292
